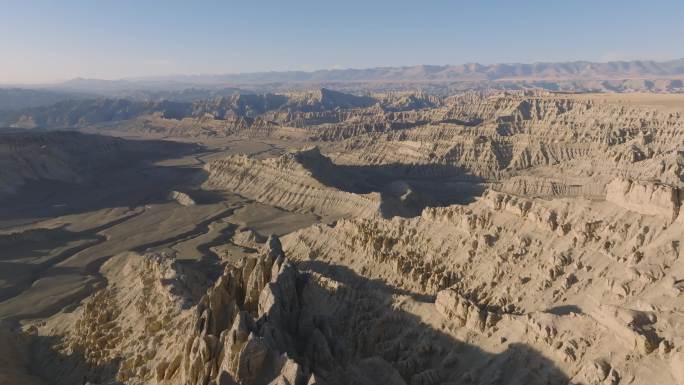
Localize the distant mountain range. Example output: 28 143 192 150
1 59 683 111
44 58 684 95
129 58 684 85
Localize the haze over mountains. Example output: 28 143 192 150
132 58 684 84
50 58 684 97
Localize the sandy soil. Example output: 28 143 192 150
0 136 319 326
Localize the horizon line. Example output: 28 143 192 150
2 57 683 87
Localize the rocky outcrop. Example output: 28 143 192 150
282 184 684 384
1 89 377 131
24 235 494 384
6 90 684 385
232 228 267 249
589 304 662 355
283 88 376 112
606 177 681 222
177 236 312 385
22 176 684 385
30 238 320 385
203 147 383 218
496 175 605 198
30 251 209 385
329 92 684 190
435 288 502 332
168 190 196 206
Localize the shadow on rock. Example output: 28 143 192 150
0 131 204 222
293 147 488 218
282 259 571 385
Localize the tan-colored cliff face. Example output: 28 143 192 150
197 91 683 219
36 186 683 384
174 235 573 385
328 93 684 188
282 188 684 384
22 235 574 385
28 238 301 385
606 178 681 222
4 91 684 385
202 147 384 219
201 146 434 219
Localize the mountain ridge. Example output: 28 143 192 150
124 58 684 84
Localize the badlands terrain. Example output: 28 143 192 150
0 87 683 385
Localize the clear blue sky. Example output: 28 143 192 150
2 0 683 83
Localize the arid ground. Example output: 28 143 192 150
0 90 683 385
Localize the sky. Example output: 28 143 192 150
1 0 683 83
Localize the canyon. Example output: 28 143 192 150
0 87 683 385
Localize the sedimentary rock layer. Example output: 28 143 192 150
282 187 684 384
202 147 383 218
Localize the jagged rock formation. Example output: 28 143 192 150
202 146 425 219
231 229 267 250
7 91 684 185
606 178 681 222
25 239 308 385
0 88 379 131
28 250 209 385
189 93 288 118
283 88 376 111
24 235 574 385
282 186 684 383
435 288 502 333
494 176 605 198
3 90 684 385
173 236 312 385
328 92 684 192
